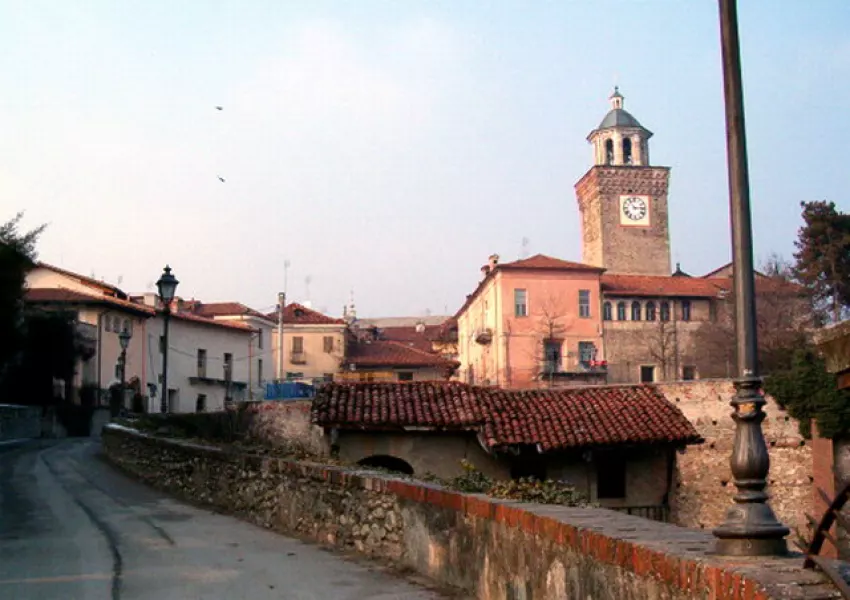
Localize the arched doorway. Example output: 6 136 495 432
357 455 414 475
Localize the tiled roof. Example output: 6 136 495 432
312 382 701 452
500 254 605 272
170 311 256 332
266 303 345 325
25 288 155 316
34 262 127 298
601 274 726 298
346 340 457 369
379 325 443 352
191 301 274 322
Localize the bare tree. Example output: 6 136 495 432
639 319 679 381
524 295 575 387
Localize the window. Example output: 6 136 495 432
616 301 627 321
645 301 656 321
578 290 591 318
514 289 528 317
257 359 263 385
603 301 612 321
543 340 562 374
682 365 697 381
258 329 263 350
286 372 304 381
292 336 304 353
197 349 207 378
105 316 112 332
640 365 656 383
605 138 614 164
596 453 626 499
397 372 414 382
681 300 692 321
159 335 165 353
323 336 334 353
660 302 671 322
323 373 334 383
578 341 595 367
223 353 233 379
623 137 633 165
114 363 121 379
196 394 207 413
630 301 641 321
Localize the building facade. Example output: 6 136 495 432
456 254 606 388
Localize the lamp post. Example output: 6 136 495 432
712 0 788 556
156 265 179 414
118 327 132 413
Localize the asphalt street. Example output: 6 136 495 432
0 439 452 600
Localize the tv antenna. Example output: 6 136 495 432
521 237 530 259
283 259 291 295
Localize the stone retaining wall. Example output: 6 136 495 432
103 424 839 600
658 380 811 535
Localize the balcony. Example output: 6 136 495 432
290 351 307 365
75 322 97 360
474 328 493 345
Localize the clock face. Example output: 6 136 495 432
619 195 650 226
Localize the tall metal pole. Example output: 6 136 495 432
160 307 171 413
277 291 285 381
713 0 788 556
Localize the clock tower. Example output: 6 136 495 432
575 88 672 276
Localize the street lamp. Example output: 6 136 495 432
156 265 179 414
118 327 132 412
712 0 788 556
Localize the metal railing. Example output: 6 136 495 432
610 504 670 523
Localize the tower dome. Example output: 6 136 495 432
587 88 653 166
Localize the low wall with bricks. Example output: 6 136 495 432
102 424 838 599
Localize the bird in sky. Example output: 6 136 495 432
218 176 226 183
215 106 223 111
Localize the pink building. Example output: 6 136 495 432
456 254 606 388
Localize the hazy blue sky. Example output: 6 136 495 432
2 1 848 317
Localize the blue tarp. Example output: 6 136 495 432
264 381 315 401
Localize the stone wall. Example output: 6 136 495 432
242 400 329 456
657 380 811 535
103 424 838 600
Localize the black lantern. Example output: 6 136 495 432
156 265 179 307
118 328 132 351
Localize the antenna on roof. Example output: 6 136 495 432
304 275 312 303
117 275 123 286
520 237 530 259
283 259 290 295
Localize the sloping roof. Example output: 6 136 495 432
25 288 155 316
601 274 727 298
377 326 440 353
191 301 274 323
500 254 604 272
312 381 701 452
597 108 644 131
346 340 457 369
170 311 255 332
34 262 127 298
266 303 345 325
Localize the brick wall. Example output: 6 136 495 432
575 166 671 276
103 424 836 600
657 380 811 536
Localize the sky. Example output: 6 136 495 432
2 1 849 318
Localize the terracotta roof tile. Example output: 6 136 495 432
312 381 701 451
266 303 345 325
26 288 155 316
601 274 726 298
500 254 605 272
347 340 457 368
191 301 273 322
34 262 127 298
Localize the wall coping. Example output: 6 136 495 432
103 424 841 599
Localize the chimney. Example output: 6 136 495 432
488 254 500 270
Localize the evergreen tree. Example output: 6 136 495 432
793 201 850 324
0 213 45 376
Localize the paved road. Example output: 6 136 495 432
0 440 451 600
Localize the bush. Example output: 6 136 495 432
443 460 591 507
132 404 250 442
